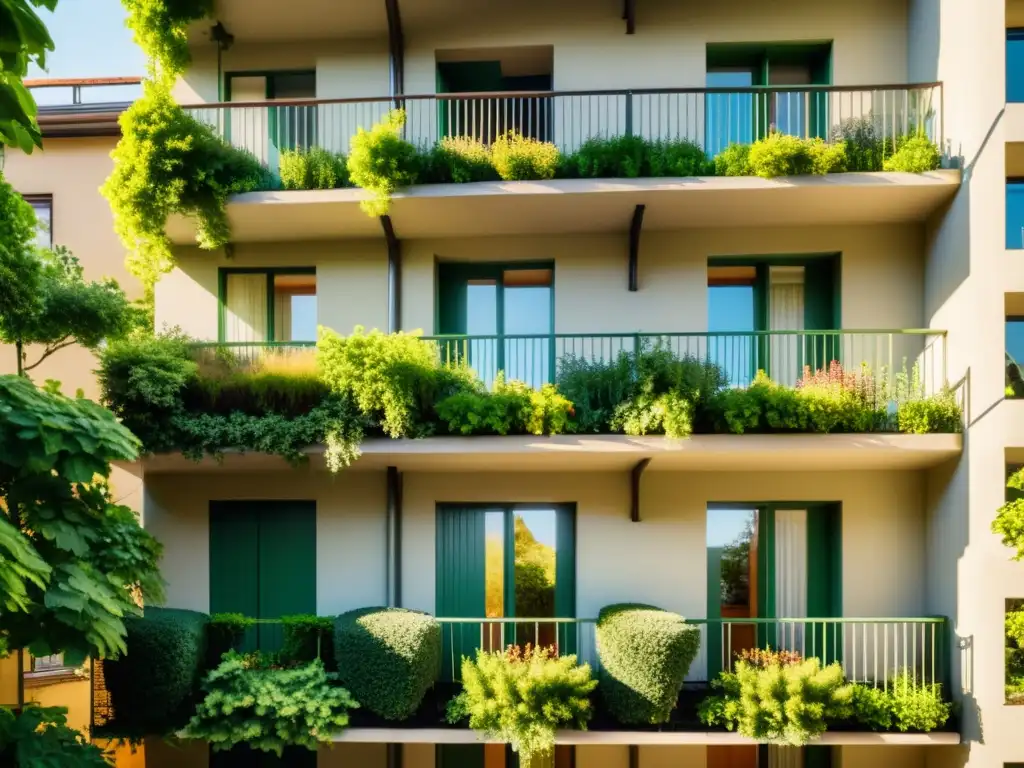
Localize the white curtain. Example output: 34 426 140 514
769 266 805 386
225 274 268 343
768 746 805 768
774 509 808 653
274 291 292 341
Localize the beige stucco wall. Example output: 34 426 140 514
177 0 907 106
146 468 925 669
157 224 925 351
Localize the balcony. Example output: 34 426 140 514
93 612 958 746
168 84 960 242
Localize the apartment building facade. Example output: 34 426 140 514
6 0 1021 765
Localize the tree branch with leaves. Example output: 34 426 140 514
0 0 57 152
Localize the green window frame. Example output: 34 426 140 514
217 267 316 343
208 500 317 653
708 254 841 382
436 261 556 384
435 503 576 681
706 42 833 142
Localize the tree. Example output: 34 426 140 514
0 0 57 152
0 374 164 661
0 172 135 374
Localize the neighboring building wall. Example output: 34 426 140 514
1 138 137 400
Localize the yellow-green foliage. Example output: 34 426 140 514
699 658 854 745
102 81 269 292
346 110 421 216
426 136 499 183
448 646 596 763
280 147 350 190
994 468 1024 560
490 133 561 181
122 0 213 76
883 135 942 173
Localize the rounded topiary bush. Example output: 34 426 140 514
595 603 701 725
333 607 441 720
102 607 209 737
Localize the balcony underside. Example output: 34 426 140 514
164 171 961 244
124 433 962 475
331 728 960 745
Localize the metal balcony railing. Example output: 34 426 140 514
191 329 949 397
182 83 943 177
437 616 950 692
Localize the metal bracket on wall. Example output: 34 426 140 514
628 204 645 291
380 215 402 333
629 744 639 768
631 458 651 522
622 0 636 34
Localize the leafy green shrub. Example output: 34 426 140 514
698 658 853 745
334 607 441 721
897 390 962 434
557 347 726 437
280 147 350 190
0 705 111 767
97 331 197 452
832 116 888 172
887 674 951 732
318 326 474 438
424 137 499 183
490 133 560 181
714 143 751 176
123 0 213 75
102 607 208 738
347 109 421 216
746 133 814 178
103 81 272 292
995 469 1024 559
808 138 848 174
207 612 255 666
849 683 893 730
883 135 942 173
186 652 357 755
564 135 649 178
435 375 572 436
448 645 596 762
647 139 716 176
281 614 335 666
596 604 701 725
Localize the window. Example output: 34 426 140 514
208 501 316 654
436 504 575 679
707 256 839 387
705 43 833 156
1010 30 1024 103
1009 181 1024 249
1007 314 1024 397
225 70 317 168
437 262 554 387
1009 597 1024 704
219 269 317 344
24 194 52 249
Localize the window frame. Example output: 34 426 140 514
23 193 53 249
217 266 317 344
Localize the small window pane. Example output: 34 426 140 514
1008 183 1024 249
29 199 51 249
272 273 316 342
705 70 755 157
1007 318 1024 397
1009 31 1024 103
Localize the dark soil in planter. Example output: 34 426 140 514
347 681 463 729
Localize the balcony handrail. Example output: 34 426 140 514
181 81 944 111
434 616 946 624
24 76 143 89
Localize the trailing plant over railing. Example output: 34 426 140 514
184 651 358 755
102 81 271 293
121 0 213 76
993 468 1024 560
346 109 421 216
448 644 596 763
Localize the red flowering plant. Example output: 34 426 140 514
792 361 888 432
735 647 804 669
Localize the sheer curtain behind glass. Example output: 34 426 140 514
768 266 805 386
225 274 268 343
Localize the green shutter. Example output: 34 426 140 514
756 506 775 648
807 503 842 666
436 506 486 680
257 502 317 653
803 257 838 371
209 502 260 652
554 506 577 656
436 745 485 768
753 264 770 377
707 546 724 680
437 263 468 336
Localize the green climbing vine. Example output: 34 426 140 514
121 0 214 76
102 80 270 294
